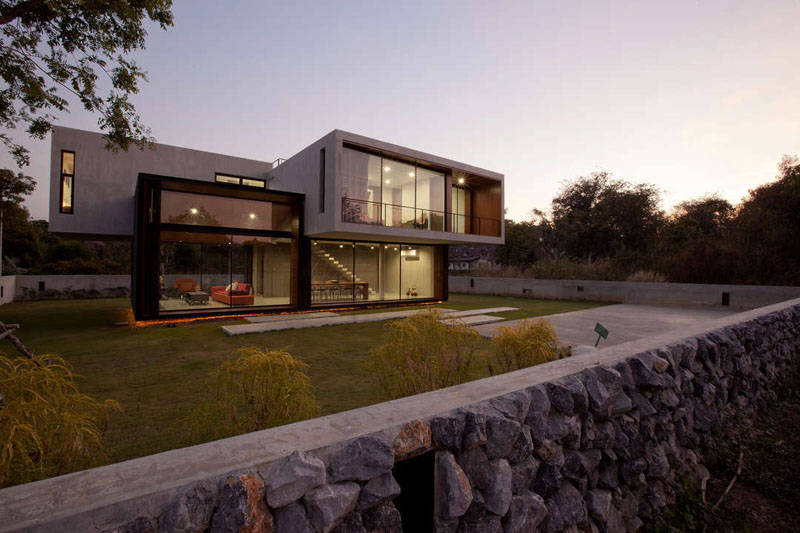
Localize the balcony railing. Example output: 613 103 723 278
341 197 501 237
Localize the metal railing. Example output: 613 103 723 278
341 197 501 237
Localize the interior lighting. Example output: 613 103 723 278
385 179 391 184
190 207 198 214
249 213 256 219
384 166 391 172
339 244 344 248
408 172 414 177
457 177 465 184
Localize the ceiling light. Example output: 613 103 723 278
385 179 391 184
457 177 465 184
370 246 374 250
409 172 414 177
339 244 343 248
384 166 391 172
190 207 198 214
249 213 256 219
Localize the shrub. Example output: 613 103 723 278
190 348 317 441
367 309 480 399
487 319 559 375
0 352 119 487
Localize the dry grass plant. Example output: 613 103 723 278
0 352 119 487
368 309 480 399
488 319 560 375
189 347 318 441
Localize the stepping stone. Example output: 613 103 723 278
445 307 518 318
442 315 507 327
245 311 339 323
221 308 457 336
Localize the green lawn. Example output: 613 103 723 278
0 294 605 469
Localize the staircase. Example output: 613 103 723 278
312 249 378 299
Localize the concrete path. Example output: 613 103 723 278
244 311 339 324
474 304 738 347
222 308 458 336
442 315 507 327
444 307 518 318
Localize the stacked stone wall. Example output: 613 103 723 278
1 302 799 532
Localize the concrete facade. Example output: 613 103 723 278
49 126 273 238
450 276 800 310
1 298 798 532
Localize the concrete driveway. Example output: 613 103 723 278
474 304 739 348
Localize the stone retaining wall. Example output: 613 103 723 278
449 276 800 309
1 299 799 533
13 274 130 301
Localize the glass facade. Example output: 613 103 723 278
160 190 292 231
158 231 292 313
60 151 74 214
451 186 467 234
341 147 445 230
311 239 435 305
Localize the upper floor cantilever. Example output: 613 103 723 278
269 130 505 246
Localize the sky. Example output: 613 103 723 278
2 0 799 222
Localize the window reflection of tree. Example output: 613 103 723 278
167 205 220 226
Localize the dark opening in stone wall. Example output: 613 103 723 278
393 451 434 532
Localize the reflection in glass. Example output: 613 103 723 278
416 168 445 231
160 190 291 231
382 158 416 228
452 186 467 234
341 148 382 224
61 152 74 174
61 175 73 212
311 241 355 304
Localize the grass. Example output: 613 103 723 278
0 294 605 472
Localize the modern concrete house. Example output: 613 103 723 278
49 126 504 320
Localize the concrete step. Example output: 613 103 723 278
441 315 507 327
245 311 340 324
445 307 518 318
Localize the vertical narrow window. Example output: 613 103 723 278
319 148 326 213
60 150 75 214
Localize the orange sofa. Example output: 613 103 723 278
211 283 254 306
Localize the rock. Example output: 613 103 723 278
546 412 581 444
597 462 619 489
157 483 215 533
609 392 633 417
511 456 539 494
488 390 531 422
435 451 474 520
210 474 273 533
585 489 612 523
114 517 157 533
458 514 502 533
553 482 587 527
327 436 394 482
629 390 656 417
507 426 534 464
458 447 491 489
534 440 564 467
273 502 314 533
303 482 360 533
645 445 670 479
563 376 589 414
562 450 589 482
393 420 432 460
503 490 548 532
485 459 513 516
485 417 522 459
362 502 402 533
628 356 673 390
434 517 459 533
264 450 327 508
462 412 487 450
431 414 466 452
545 382 574 415
583 369 612 415
329 512 366 533
463 488 487 522
357 473 401 511
532 463 562 498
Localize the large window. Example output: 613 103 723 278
311 239 435 305
452 186 467 234
341 146 445 230
60 151 74 214
215 173 266 188
158 231 291 313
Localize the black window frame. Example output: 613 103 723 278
59 150 75 214
214 172 266 189
319 148 326 214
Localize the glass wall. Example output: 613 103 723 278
160 190 292 232
158 231 291 313
451 186 467 234
311 240 355 304
312 240 435 305
341 147 446 231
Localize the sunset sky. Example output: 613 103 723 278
3 0 799 222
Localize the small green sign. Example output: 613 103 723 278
594 322 609 347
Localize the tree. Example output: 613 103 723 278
0 168 34 275
550 171 664 261
0 0 174 166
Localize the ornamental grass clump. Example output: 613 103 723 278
190 347 317 441
368 309 480 399
487 319 559 375
0 352 120 488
